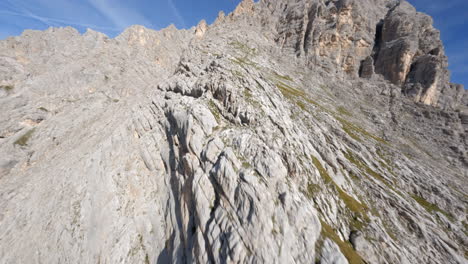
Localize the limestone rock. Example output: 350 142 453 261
195 20 208 39
359 56 374 79
0 0 467 263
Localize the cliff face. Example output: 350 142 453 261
0 0 467 264
258 0 465 110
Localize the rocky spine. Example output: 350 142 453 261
0 0 467 263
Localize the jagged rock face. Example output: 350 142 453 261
258 0 465 110
259 0 395 74
374 1 449 107
0 0 467 264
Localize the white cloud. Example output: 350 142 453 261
2 0 151 35
87 0 153 30
4 0 53 27
0 9 120 32
167 0 187 28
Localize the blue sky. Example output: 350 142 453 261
0 0 466 86
0 0 241 38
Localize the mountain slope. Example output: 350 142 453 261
0 0 467 263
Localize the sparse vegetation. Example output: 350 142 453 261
296 101 307 111
229 41 258 56
337 106 352 117
276 81 305 98
14 129 35 146
375 149 397 177
243 88 261 108
335 116 387 144
244 88 253 99
274 79 334 115
208 100 222 123
241 160 251 169
232 70 244 78
1 84 14 92
305 182 322 198
382 221 398 241
462 221 468 236
230 57 258 68
228 41 260 70
320 219 365 264
272 74 387 146
312 156 369 228
411 194 453 221
275 81 321 112
272 71 293 82
38 107 49 112
344 150 397 193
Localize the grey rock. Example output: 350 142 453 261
359 56 374 79
321 239 349 264
0 0 467 263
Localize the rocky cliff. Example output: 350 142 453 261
0 0 467 263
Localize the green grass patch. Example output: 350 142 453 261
244 88 253 100
276 81 306 98
230 57 258 68
337 106 352 117
241 160 251 169
320 219 365 264
305 182 322 199
312 157 334 185
336 116 387 144
411 194 453 221
375 149 397 177
272 71 293 82
14 129 35 146
208 100 222 123
272 76 385 147
1 85 14 92
229 41 258 56
344 150 404 198
296 101 307 111
273 77 335 115
312 156 369 228
344 151 394 189
342 124 362 142
243 88 262 108
275 81 322 111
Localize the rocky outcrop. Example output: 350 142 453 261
373 1 448 107
258 0 465 110
195 20 208 39
0 0 467 263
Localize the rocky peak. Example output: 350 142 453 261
195 20 208 38
250 0 465 110
232 0 255 16
373 0 452 107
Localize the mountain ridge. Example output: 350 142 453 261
0 0 467 263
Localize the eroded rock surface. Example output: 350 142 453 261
0 0 467 263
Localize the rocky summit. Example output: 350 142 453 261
0 0 467 263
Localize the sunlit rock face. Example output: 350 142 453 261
0 0 466 263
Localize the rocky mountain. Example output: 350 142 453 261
0 0 467 263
